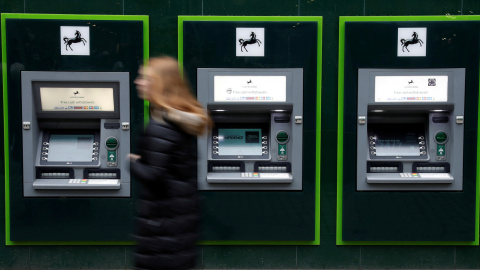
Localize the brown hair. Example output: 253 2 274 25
145 56 212 134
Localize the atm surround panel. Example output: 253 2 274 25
357 68 465 191
21 71 131 197
197 68 303 191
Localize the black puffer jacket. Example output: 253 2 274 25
130 117 199 270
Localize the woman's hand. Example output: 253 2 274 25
127 153 141 162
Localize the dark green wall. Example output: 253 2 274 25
2 0 480 269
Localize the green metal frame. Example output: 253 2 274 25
337 15 480 246
178 16 322 246
1 13 149 245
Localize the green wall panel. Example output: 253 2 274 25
464 0 480 14
456 245 480 269
203 0 299 16
360 246 455 269
28 246 126 269
0 1 24 14
338 17 480 244
3 16 146 243
180 17 321 243
297 244 361 269
300 0 364 17
365 0 462 16
202 246 297 269
0 245 29 269
24 0 123 14
1 0 480 269
125 0 202 57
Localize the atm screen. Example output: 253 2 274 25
212 125 269 159
40 132 100 165
48 134 94 162
369 124 425 157
218 128 262 156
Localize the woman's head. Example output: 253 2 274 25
135 56 186 106
135 56 212 134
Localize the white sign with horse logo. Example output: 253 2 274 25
398 28 427 57
236 28 264 57
60 26 90 56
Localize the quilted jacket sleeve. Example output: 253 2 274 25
130 121 181 186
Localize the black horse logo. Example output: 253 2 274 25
408 80 414 85
247 80 252 84
400 31 424 52
63 30 87 51
73 91 79 95
239 32 262 52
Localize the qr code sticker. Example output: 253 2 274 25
428 78 436 86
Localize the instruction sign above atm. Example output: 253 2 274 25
39 86 115 111
214 75 287 102
375 75 448 102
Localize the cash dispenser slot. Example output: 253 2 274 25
209 161 245 172
367 162 402 173
33 169 121 190
84 168 121 179
413 162 450 173
254 162 293 182
37 168 74 179
206 160 293 183
255 162 291 172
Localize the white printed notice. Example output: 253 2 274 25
40 87 115 111
375 76 448 102
214 76 286 102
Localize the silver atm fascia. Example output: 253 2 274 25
197 68 303 191
357 68 465 191
21 71 131 197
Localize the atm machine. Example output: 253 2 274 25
357 68 465 191
21 71 131 197
197 68 303 191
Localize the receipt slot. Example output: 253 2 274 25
197 68 303 190
357 69 465 191
21 71 131 197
